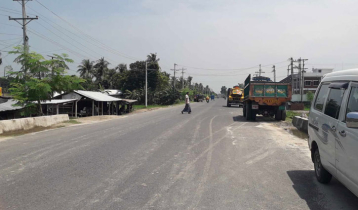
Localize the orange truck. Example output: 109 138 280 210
226 85 244 107
243 74 292 121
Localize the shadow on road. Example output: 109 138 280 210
232 115 277 122
287 170 358 210
222 105 241 108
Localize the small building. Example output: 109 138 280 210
280 68 333 102
55 90 122 117
0 98 24 120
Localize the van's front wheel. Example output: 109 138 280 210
314 149 332 184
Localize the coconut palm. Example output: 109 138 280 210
94 57 110 82
77 59 94 79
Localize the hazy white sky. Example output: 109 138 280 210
1 0 358 91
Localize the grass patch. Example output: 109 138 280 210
286 111 301 122
304 104 311 111
65 119 81 124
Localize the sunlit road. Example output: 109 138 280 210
0 99 357 210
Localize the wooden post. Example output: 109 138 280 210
102 102 104 115
116 101 119 115
75 101 77 118
56 104 59 115
92 100 94 116
109 102 111 115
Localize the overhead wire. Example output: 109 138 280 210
33 21 98 61
34 0 141 61
27 29 94 60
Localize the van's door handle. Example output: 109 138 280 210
339 130 346 137
331 126 336 132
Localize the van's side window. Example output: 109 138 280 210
347 86 358 114
314 84 330 111
324 88 345 119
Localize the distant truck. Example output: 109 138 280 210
227 86 244 107
243 74 292 121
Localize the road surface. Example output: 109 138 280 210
0 99 357 210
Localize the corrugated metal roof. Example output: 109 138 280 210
122 99 137 103
40 99 77 105
74 90 122 102
103 89 122 96
0 99 23 112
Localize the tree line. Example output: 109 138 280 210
76 53 215 104
2 47 214 116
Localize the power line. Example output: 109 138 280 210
27 29 93 60
0 22 22 28
176 60 288 71
0 33 22 36
34 0 140 61
34 21 98 60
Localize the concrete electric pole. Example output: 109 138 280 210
171 64 179 91
255 64 265 77
181 68 186 89
9 0 38 54
272 65 276 82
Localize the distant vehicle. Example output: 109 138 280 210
308 69 358 197
243 74 291 121
194 94 204 102
227 86 244 107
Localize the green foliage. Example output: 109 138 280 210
75 53 214 106
8 46 84 115
306 91 314 103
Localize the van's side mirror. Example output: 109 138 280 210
346 112 358 128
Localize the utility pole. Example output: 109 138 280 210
181 68 186 89
255 64 265 77
287 64 290 76
170 64 178 91
297 58 302 98
145 61 148 107
272 65 276 82
301 58 308 102
290 58 294 94
47 55 55 77
9 0 38 54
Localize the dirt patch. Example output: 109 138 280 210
272 121 308 140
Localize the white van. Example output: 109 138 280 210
308 69 358 197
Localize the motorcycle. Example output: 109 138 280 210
206 99 209 103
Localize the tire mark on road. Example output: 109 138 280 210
140 122 247 209
190 115 217 209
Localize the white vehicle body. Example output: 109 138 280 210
308 69 358 197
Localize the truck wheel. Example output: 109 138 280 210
251 110 256 121
245 102 251 121
281 110 286 121
314 149 332 184
275 108 282 121
243 103 246 117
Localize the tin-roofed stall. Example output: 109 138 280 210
56 90 122 117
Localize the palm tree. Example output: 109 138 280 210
115 63 127 73
146 53 160 63
77 59 94 79
94 57 110 82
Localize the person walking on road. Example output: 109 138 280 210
182 92 191 114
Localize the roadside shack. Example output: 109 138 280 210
55 90 122 118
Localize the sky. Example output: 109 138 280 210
1 0 358 92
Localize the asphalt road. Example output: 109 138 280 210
0 99 357 210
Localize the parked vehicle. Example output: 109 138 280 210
227 86 244 107
243 74 292 121
308 69 358 197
